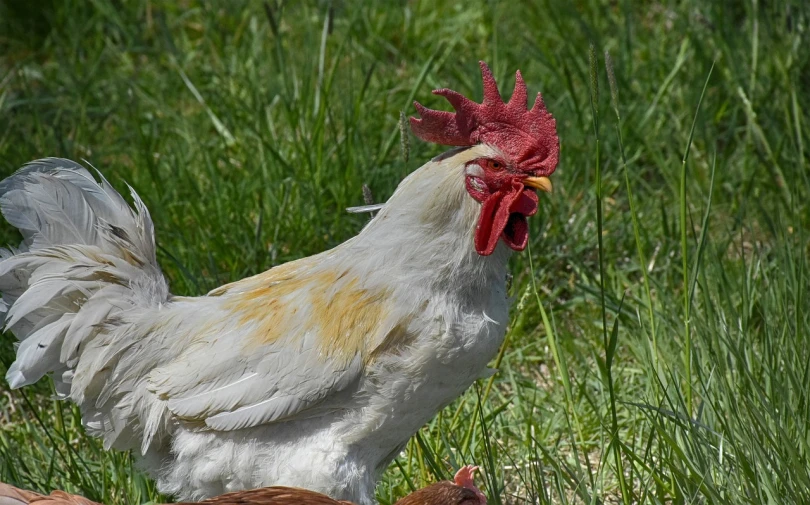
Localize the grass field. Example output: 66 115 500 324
1 1 809 504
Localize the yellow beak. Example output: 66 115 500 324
523 176 553 194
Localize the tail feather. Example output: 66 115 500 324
0 158 169 412
6 313 72 387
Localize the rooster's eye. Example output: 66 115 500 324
487 160 503 171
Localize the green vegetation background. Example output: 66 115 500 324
1 1 808 504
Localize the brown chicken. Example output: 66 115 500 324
0 466 486 505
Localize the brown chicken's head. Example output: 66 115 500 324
393 465 487 505
410 61 559 256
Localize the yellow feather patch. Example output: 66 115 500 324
218 259 392 364
309 274 392 363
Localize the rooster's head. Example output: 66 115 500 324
410 61 559 256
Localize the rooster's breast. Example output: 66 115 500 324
345 283 509 463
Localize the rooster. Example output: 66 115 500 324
0 466 487 505
1 61 558 504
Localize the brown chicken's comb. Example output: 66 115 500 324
410 61 559 177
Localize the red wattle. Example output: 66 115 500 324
474 191 505 256
474 182 539 256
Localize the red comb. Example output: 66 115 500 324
410 61 559 177
454 465 487 505
453 465 478 487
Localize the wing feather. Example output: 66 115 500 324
151 265 388 431
204 395 312 431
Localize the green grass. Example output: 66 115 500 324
1 1 809 503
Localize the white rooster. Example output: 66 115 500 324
1 62 558 504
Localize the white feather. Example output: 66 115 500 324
205 395 311 431
8 313 73 387
345 203 385 214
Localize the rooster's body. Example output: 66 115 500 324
2 63 558 505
